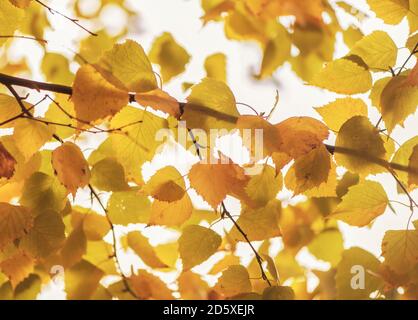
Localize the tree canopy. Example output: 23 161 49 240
0 0 417 300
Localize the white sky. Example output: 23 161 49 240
4 0 418 299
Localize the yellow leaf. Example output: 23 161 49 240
14 274 41 300
308 229 344 267
135 89 180 118
127 232 168 269
76 30 115 64
41 52 74 85
215 265 252 297
342 26 364 49
82 213 110 241
129 270 174 300
382 229 418 275
188 158 248 209
107 188 151 226
61 222 86 268
367 0 409 24
380 76 418 133
369 77 391 112
178 225 221 270
229 200 281 242
65 260 104 300
0 142 17 180
20 172 67 212
408 1 418 33
245 165 282 207
109 107 168 182
285 145 331 195
275 117 329 159
178 271 210 300
335 116 386 175
336 247 383 299
143 166 186 202
392 136 418 188
237 115 282 158
0 251 34 289
20 209 65 258
204 53 227 82
408 145 418 187
13 119 54 161
183 78 239 132
91 158 129 192
52 142 91 196
258 25 291 78
315 98 368 132
310 58 372 94
330 180 388 227
72 64 129 125
84 241 117 275
0 1 25 46
149 193 193 227
95 40 157 92
350 31 397 71
0 94 30 128
274 249 304 281
9 0 32 9
149 32 190 83
209 254 241 275
262 286 295 300
44 94 76 139
0 203 33 248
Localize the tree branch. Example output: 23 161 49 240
35 0 97 36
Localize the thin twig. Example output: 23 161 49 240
397 42 418 76
88 184 139 299
187 128 271 286
0 35 48 44
35 0 97 36
221 202 271 286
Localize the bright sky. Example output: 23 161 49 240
5 0 417 299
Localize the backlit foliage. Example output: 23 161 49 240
0 0 417 300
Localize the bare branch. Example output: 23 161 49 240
35 0 97 36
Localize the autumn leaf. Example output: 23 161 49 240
315 98 368 132
0 142 17 180
336 247 383 299
380 76 418 133
367 0 409 25
0 251 34 289
72 64 129 125
95 40 158 92
349 31 397 71
135 89 180 118
215 265 252 297
330 180 388 227
335 116 386 175
204 53 227 82
382 228 418 275
275 117 329 159
178 225 221 270
183 78 239 132
127 232 168 269
310 57 372 94
188 156 248 209
149 32 190 83
0 203 33 248
408 145 418 187
52 142 91 196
